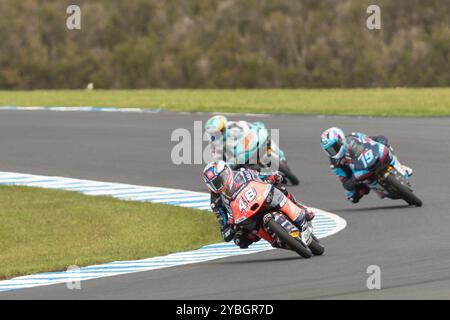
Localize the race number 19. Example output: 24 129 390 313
359 149 374 167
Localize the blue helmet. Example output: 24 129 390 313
320 127 347 159
205 115 228 143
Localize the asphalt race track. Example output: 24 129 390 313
1 110 449 299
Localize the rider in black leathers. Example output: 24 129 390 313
203 161 314 248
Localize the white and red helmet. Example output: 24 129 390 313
202 160 234 194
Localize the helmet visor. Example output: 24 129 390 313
347 138 365 157
208 168 231 192
208 126 226 143
209 131 222 143
325 141 342 157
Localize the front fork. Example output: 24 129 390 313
376 165 412 198
369 152 410 196
262 211 311 248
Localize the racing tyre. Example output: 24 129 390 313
384 174 422 207
279 160 300 186
267 219 312 258
308 234 325 256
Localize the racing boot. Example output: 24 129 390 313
402 165 413 176
388 146 412 176
291 211 310 232
279 185 315 221
303 207 315 222
392 157 413 180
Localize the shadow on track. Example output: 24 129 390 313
217 254 303 265
331 204 411 213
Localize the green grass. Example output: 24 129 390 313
0 186 220 279
1 88 450 116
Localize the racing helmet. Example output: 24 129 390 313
202 160 234 194
204 115 228 143
320 127 347 159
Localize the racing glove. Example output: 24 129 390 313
348 184 370 203
348 192 360 203
265 171 284 185
342 176 358 191
222 225 235 242
233 229 259 249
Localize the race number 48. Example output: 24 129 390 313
244 188 257 202
238 188 257 212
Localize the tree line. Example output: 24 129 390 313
0 0 449 89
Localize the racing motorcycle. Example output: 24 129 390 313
347 137 422 207
227 122 300 185
229 179 324 258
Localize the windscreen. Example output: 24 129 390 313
347 137 366 157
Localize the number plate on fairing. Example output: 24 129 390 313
352 144 379 171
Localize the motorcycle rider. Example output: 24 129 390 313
204 115 266 168
202 160 314 249
319 127 413 203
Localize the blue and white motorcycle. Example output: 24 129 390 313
346 136 422 207
226 122 300 185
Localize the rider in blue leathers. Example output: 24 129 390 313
320 127 413 203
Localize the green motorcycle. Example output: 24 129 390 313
227 122 300 185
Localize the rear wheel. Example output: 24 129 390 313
308 234 325 256
279 160 300 186
384 174 422 207
267 219 312 258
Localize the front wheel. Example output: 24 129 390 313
384 174 422 207
267 219 312 258
308 234 325 256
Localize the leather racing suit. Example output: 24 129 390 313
210 168 314 248
329 132 391 203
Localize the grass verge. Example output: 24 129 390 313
0 88 449 116
0 186 220 279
